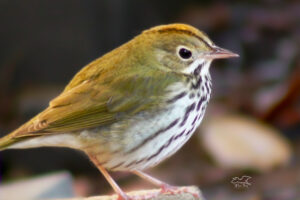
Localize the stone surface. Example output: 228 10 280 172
60 186 203 200
0 171 74 200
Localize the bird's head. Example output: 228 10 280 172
134 24 238 76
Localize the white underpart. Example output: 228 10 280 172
8 133 82 149
200 59 212 76
182 58 205 74
95 59 212 170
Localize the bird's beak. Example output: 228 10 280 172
204 46 239 59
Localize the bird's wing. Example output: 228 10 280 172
9 72 178 139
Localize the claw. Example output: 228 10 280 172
131 170 200 199
160 184 200 198
131 191 160 200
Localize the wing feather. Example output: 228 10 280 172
10 71 180 139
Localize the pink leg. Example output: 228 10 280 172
132 170 200 198
89 156 129 200
132 170 172 191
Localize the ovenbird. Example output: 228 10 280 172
0 24 238 199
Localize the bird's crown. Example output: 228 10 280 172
143 23 214 48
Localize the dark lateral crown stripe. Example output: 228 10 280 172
154 28 212 49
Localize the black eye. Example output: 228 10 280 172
179 48 192 59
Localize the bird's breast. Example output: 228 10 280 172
84 74 212 171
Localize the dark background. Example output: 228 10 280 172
0 0 299 199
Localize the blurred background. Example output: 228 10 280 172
0 0 299 199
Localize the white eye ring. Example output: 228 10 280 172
177 46 193 60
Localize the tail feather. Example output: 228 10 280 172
0 119 40 151
0 126 31 150
0 114 57 151
0 134 18 151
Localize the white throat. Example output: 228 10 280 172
200 60 212 76
182 59 212 76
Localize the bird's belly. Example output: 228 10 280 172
84 89 210 171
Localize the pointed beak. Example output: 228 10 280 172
204 46 239 59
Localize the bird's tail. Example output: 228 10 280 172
0 118 40 151
0 133 18 151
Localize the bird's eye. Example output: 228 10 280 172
178 47 192 60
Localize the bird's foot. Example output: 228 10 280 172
116 185 200 200
117 190 161 200
116 191 131 200
160 184 200 198
130 191 160 200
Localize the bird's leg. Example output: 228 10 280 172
132 170 200 198
89 155 129 200
132 170 173 192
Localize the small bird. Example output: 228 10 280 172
0 24 238 199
